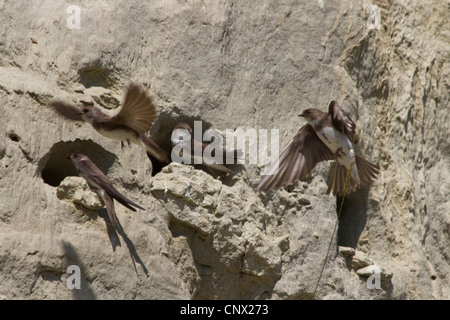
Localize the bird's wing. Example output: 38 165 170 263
101 192 120 229
49 100 84 121
77 158 144 211
207 146 243 161
109 83 157 135
328 101 356 140
205 163 234 177
256 124 335 191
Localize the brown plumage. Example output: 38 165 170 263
50 83 169 163
171 122 242 177
69 153 144 230
257 101 379 196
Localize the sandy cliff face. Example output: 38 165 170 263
0 0 448 299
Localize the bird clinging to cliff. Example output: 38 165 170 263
256 101 379 195
50 83 170 164
171 122 242 177
69 153 144 230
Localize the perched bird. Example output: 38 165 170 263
50 83 170 164
69 153 144 229
256 101 379 195
171 122 242 177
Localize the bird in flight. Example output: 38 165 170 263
50 83 170 164
256 101 379 196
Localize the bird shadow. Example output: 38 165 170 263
61 240 97 300
98 208 149 278
336 185 370 248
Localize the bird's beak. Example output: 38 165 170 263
66 155 72 160
298 113 304 117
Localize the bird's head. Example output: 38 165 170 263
171 123 193 146
77 106 98 124
299 108 322 126
174 122 193 134
67 153 88 165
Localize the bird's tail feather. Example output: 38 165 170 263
327 156 379 196
327 162 358 196
224 148 243 162
139 135 170 163
103 194 121 229
113 194 144 211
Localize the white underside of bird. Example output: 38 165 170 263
97 127 137 144
316 126 361 185
97 127 162 159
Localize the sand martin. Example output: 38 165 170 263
171 122 242 177
257 101 379 195
50 83 170 164
69 153 144 229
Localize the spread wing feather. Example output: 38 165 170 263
256 124 334 191
110 83 157 135
49 100 84 121
328 101 356 140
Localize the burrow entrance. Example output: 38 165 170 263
38 139 117 187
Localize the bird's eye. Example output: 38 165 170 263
73 153 78 158
305 110 310 114
82 108 89 113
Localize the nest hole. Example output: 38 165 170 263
38 139 117 187
148 111 215 176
